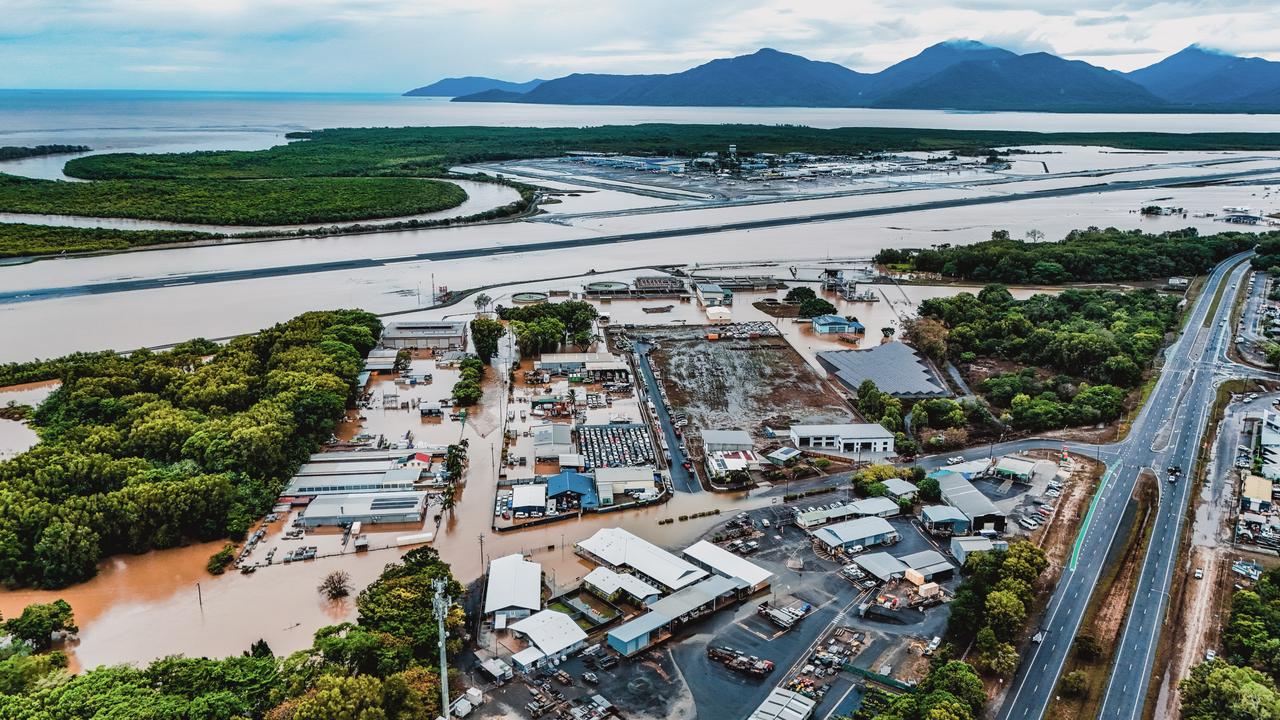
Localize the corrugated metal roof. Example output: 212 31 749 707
749 689 817 720
484 554 542 614
683 540 774 588
817 342 949 397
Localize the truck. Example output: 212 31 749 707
757 602 796 629
707 646 775 678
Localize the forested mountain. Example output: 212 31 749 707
403 76 544 97
439 41 1280 112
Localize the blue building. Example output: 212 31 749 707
811 315 864 335
546 470 599 510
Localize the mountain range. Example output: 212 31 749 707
403 76 544 97
408 41 1280 112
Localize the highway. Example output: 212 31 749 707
3 164 1279 306
998 253 1258 720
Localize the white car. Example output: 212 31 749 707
848 544 864 554
1194 568 1204 579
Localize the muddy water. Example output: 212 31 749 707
0 380 58 459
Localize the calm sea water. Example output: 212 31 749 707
2 89 1280 150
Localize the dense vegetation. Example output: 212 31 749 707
0 222 216 258
451 357 486 406
1179 565 1280 718
857 660 988 720
63 127 1280 184
0 310 380 588
0 174 466 226
876 227 1266 284
0 145 90 161
496 300 599 354
1251 234 1280 273
917 285 1180 431
946 543 1050 677
0 547 466 719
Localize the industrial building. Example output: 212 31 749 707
920 505 971 535
380 321 467 350
816 343 951 398
991 456 1038 483
577 528 708 591
846 496 900 518
363 348 398 372
695 282 733 307
298 491 428 527
593 466 661 505
812 516 899 552
532 423 575 460
795 504 859 529
583 567 661 604
748 688 817 720
545 470 600 510
882 478 919 501
1243 475 1274 512
701 429 755 453
632 276 687 294
510 484 549 515
282 467 421 497
508 609 589 671
682 540 774 593
852 552 909 582
950 536 1009 565
788 423 894 458
535 352 630 380
1262 411 1280 481
931 469 1006 533
810 315 864 335
484 554 542 622
605 575 740 656
899 549 955 583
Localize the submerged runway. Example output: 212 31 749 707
2 164 1277 305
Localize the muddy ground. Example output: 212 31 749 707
645 327 852 440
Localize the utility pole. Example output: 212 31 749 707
432 579 451 720
478 533 486 571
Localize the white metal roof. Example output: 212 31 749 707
577 528 708 590
847 497 899 516
853 552 908 581
583 567 660 599
509 609 587 657
788 423 893 440
701 429 754 447
882 478 919 496
899 549 953 576
812 516 896 547
749 688 817 720
484 554 542 615
683 540 774 588
511 484 548 509
934 471 1003 520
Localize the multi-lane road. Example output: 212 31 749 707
998 254 1266 720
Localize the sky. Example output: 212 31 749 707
1 0 1278 92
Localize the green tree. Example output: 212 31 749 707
32 523 101 589
784 286 816 303
798 297 837 318
469 318 506 362
1060 670 1088 697
2 600 77 652
985 590 1027 641
918 661 986 716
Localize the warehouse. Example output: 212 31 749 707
545 470 600 510
535 352 628 379
380 321 467 350
845 496 900 518
594 466 661 505
816 343 950 399
919 505 971 536
282 467 420 497
583 567 661 604
510 484 549 515
899 549 955 582
931 470 1006 532
795 504 859 529
748 689 816 720
950 536 1008 565
788 423 894 458
695 282 733 307
605 575 740 655
683 540 774 593
852 552 908 582
1243 475 1274 512
812 516 899 552
991 456 1038 483
508 609 588 671
882 478 919 501
484 554 543 622
701 429 755 453
577 528 708 591
533 423 575 460
299 491 427 527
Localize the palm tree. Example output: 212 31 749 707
474 293 492 314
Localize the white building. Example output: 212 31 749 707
508 609 588 671
701 430 755 453
788 423 894 458
749 689 817 720
1262 411 1280 481
577 528 708 591
380 321 467 350
484 554 542 622
683 540 773 593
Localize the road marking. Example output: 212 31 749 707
1071 467 1113 572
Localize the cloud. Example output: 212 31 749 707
1 0 1278 90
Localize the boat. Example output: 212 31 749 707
642 305 674 314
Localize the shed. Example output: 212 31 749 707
931 470 1006 532
1244 475 1274 512
766 447 802 466
749 689 817 720
545 470 599 509
484 554 542 619
508 609 588 665
702 429 755 453
993 456 1037 482
950 536 1009 565
882 478 919 501
854 552 908 582
920 505 971 535
812 516 899 551
511 484 548 513
533 423 575 459
846 496 900 518
898 549 955 582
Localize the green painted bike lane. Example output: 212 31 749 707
1069 466 1114 572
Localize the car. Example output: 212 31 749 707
761 519 771 528
1194 568 1204 579
1206 649 1217 662
848 544 864 554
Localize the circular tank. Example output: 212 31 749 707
511 292 549 304
585 281 629 292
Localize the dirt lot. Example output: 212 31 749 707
645 327 852 440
